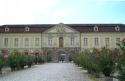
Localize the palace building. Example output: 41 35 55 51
0 23 125 62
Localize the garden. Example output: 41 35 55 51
0 50 51 74
71 40 125 81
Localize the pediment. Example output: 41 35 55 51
43 23 79 33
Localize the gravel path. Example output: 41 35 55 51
0 63 92 81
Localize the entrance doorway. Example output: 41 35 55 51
59 37 63 48
59 54 66 62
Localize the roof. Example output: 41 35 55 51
0 24 125 33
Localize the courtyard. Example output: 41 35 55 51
0 63 92 81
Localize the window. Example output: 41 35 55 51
115 26 120 31
35 38 39 46
94 25 98 32
5 27 9 32
14 38 18 47
25 38 29 47
95 37 99 46
84 38 88 46
25 26 30 31
48 37 52 46
105 38 110 47
116 38 120 44
4 38 8 47
71 36 74 45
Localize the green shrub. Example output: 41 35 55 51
47 55 51 62
99 53 114 76
8 51 27 71
26 55 34 68
118 72 125 81
37 56 45 64
0 56 4 73
34 56 38 64
18 54 27 69
72 48 116 77
7 53 18 71
117 40 125 81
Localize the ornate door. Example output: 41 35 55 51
59 37 63 48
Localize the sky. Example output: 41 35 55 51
0 0 125 25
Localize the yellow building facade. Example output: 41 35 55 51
0 23 124 61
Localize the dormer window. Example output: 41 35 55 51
94 25 98 32
25 26 30 31
5 27 9 32
115 26 120 31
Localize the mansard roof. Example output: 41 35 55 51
0 24 125 33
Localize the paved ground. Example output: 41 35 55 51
0 63 92 81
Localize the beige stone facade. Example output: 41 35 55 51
0 23 125 62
